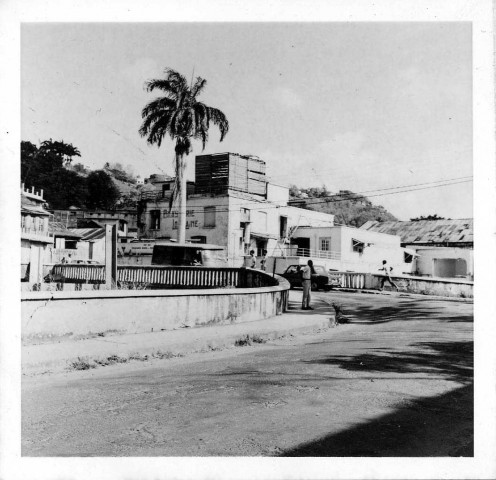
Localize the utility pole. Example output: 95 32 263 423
105 224 117 288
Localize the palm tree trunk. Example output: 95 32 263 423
177 153 187 243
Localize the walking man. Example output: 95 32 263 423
301 259 315 310
379 260 399 291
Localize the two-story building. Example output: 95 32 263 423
274 224 414 274
21 184 53 286
139 153 335 267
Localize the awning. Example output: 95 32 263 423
352 238 365 247
251 232 279 240
404 248 420 256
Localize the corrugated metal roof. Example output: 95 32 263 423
49 222 82 238
21 204 51 216
69 228 106 241
360 219 473 245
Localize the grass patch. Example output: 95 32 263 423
235 334 267 347
93 355 129 367
152 350 184 360
69 357 96 371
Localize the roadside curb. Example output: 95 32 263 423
22 314 332 376
331 288 473 303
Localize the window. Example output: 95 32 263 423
190 235 207 244
352 239 365 253
65 240 78 250
279 216 288 239
204 206 216 228
404 252 413 263
150 210 161 229
162 184 171 197
320 237 331 251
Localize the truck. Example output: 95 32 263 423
151 242 228 267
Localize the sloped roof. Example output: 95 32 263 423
69 228 106 241
21 195 51 216
21 204 51 216
360 219 473 245
49 221 82 239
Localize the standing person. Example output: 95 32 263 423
260 250 267 271
249 250 257 269
379 260 399 291
301 259 315 310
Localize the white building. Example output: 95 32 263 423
361 219 474 280
140 153 335 267
21 185 53 287
267 225 414 275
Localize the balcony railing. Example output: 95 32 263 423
48 264 281 289
21 226 53 240
273 247 341 261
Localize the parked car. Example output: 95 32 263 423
280 264 340 291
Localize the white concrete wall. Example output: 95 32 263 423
21 284 289 341
266 183 290 203
413 246 473 279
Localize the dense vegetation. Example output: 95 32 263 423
289 185 397 227
21 140 122 210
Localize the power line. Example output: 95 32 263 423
145 176 473 215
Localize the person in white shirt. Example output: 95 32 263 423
378 260 399 291
301 259 315 310
249 250 257 268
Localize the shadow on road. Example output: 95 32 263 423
302 340 473 384
279 383 473 457
287 296 473 324
279 339 473 456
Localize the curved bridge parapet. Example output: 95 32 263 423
22 268 290 342
47 264 279 289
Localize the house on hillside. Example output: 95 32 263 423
139 153 335 267
361 219 473 279
21 184 53 287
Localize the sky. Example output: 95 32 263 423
21 22 473 220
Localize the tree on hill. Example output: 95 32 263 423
410 214 446 221
21 140 122 210
21 140 88 209
288 185 397 227
104 162 137 184
86 170 120 210
139 68 229 242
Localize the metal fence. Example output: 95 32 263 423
49 264 280 289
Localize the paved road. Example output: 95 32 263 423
22 291 473 456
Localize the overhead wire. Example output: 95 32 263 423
147 176 473 215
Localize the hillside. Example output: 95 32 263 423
288 186 397 227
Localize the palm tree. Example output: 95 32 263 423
139 68 229 243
